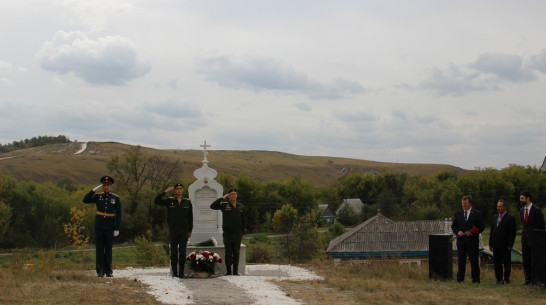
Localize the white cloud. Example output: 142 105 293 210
197 54 365 100
2 0 546 170
470 53 536 82
0 61 12 74
529 49 546 74
36 31 151 85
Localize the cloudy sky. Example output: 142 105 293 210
1 0 545 170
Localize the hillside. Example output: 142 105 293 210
0 141 467 186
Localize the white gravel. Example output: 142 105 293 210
116 264 323 305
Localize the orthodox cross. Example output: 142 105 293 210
200 140 211 161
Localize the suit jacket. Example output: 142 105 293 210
521 204 545 246
489 212 516 250
452 208 485 247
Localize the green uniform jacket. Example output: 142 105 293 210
83 190 122 231
154 192 193 233
210 198 246 240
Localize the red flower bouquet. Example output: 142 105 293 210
186 250 223 273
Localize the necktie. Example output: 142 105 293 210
464 210 468 221
525 208 529 224
497 214 502 227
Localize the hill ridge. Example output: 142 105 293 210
0 141 467 186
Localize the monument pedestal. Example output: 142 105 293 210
184 244 246 276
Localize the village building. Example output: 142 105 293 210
327 212 452 260
318 204 336 226
336 198 364 217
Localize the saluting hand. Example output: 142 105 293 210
165 186 174 193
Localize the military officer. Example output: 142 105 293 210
154 183 193 278
210 188 246 275
83 175 122 277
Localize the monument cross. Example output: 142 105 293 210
200 140 211 161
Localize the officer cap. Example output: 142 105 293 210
227 188 237 193
100 176 114 185
174 183 184 188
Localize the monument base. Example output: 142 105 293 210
184 244 246 276
189 232 225 246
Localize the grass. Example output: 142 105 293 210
0 268 163 305
1 255 544 305
1 231 542 304
277 259 546 305
0 142 466 186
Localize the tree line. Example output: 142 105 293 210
0 144 545 249
0 135 71 153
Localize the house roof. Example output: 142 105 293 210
542 156 546 172
336 198 364 215
327 213 452 257
321 206 336 218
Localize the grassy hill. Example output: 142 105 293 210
0 141 467 186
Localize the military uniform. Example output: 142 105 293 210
154 190 193 277
82 176 121 277
210 197 246 275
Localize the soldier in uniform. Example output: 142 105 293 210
154 183 193 278
210 188 246 275
83 176 122 277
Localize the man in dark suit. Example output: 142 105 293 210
489 199 516 284
452 195 485 283
520 191 545 285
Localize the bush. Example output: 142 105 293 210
248 246 271 263
328 222 345 236
134 230 167 267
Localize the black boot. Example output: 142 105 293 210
233 264 239 276
179 265 185 278
96 264 104 277
171 263 178 277
225 264 232 276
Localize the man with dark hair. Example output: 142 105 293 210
210 188 246 275
452 195 484 283
155 183 193 278
489 199 516 284
83 175 122 277
520 191 545 285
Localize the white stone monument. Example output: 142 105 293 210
185 141 246 275
188 140 224 245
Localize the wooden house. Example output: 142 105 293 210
327 212 452 259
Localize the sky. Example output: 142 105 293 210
1 0 545 170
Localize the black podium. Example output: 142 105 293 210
429 234 453 280
534 230 546 285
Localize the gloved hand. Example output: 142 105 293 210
113 230 119 237
92 184 102 192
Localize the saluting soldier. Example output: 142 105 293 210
154 183 193 278
83 176 122 277
210 188 246 275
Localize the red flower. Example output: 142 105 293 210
472 226 479 234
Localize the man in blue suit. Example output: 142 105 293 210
452 195 484 283
520 191 545 285
489 199 516 284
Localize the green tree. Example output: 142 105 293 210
282 211 323 263
336 203 360 226
332 171 377 211
272 203 298 233
0 201 11 237
278 175 316 215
